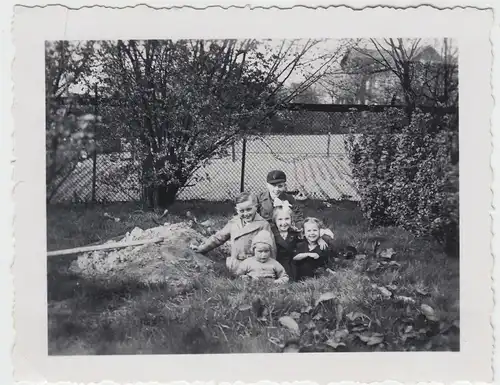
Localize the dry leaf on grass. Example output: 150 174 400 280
289 311 301 320
379 248 396 259
300 305 313 314
395 295 416 304
346 311 371 322
279 316 300 335
315 291 336 307
325 339 346 349
416 287 430 296
357 332 384 346
420 304 439 322
377 286 393 298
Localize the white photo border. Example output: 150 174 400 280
10 4 494 384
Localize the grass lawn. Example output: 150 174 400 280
47 200 459 355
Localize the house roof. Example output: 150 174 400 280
341 44 444 71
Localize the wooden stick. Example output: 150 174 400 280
47 237 165 257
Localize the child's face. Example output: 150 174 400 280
275 211 292 232
267 182 287 197
236 200 257 223
254 243 271 263
304 222 320 243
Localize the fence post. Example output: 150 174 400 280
91 84 98 203
240 137 247 192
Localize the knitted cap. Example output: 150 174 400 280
251 230 274 250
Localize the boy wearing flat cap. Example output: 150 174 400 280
256 170 305 228
256 169 335 247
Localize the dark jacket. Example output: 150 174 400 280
271 224 302 279
293 241 332 281
256 191 304 228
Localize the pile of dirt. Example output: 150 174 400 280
69 222 224 292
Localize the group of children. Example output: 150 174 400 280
190 170 336 284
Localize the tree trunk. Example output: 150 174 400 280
156 184 180 208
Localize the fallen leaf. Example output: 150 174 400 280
315 292 336 307
366 262 380 272
300 305 313 314
386 284 397 291
404 325 413 334
420 304 439 322
395 295 416 304
305 321 316 330
387 261 401 267
379 248 396 259
334 329 350 340
325 339 346 349
355 254 367 259
416 288 430 296
377 286 393 298
279 316 300 335
282 340 301 353
289 311 301 320
346 311 371 322
336 303 344 318
313 313 324 321
357 332 384 346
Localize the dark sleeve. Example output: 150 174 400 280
294 241 308 254
321 234 336 249
318 247 332 267
289 195 304 228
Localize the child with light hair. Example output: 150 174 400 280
235 230 289 284
293 217 335 281
190 192 276 274
271 206 331 280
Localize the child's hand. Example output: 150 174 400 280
317 238 328 250
293 253 307 261
309 253 320 259
189 243 200 252
320 228 335 239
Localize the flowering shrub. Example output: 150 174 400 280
344 108 459 256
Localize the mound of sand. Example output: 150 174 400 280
69 222 226 292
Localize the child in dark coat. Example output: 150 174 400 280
293 217 334 281
271 206 331 281
271 206 302 278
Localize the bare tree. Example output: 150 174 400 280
96 39 342 207
321 38 458 113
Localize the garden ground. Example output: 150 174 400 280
47 200 459 354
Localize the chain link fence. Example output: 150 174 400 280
47 104 456 205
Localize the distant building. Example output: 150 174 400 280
337 45 445 105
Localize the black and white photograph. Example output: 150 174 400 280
45 37 460 354
10 4 494 384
